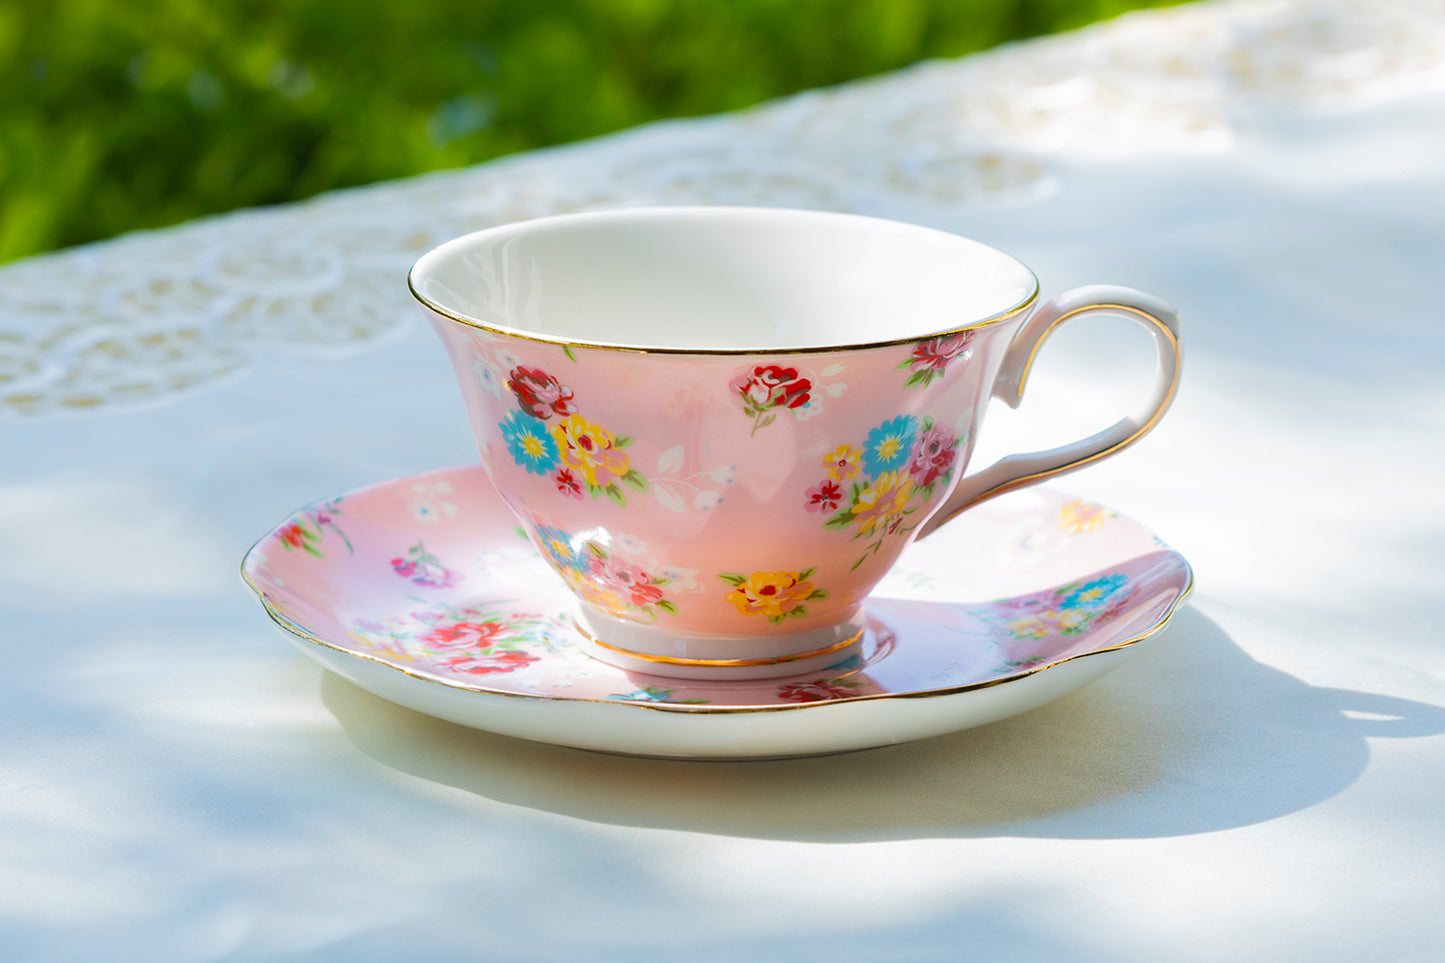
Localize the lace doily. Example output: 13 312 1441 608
2 0 1442 418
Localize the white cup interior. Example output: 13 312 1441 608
409 207 1038 351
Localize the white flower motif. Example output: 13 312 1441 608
654 565 701 592
793 362 847 422
472 359 504 398
406 480 458 524
610 532 652 558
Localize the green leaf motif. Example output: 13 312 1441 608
621 469 648 492
563 345 578 364
798 567 816 581
604 484 626 507
809 589 829 601
614 435 633 449
717 573 747 586
656 600 679 616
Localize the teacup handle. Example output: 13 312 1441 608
918 284 1182 539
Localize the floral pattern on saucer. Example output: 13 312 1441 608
242 465 1192 739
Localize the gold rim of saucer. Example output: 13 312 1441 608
573 622 866 668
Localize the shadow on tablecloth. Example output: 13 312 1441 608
320 606 1445 841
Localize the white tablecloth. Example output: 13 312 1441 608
4 0 1445 959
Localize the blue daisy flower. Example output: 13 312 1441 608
1059 573 1129 610
534 524 587 572
862 415 919 476
499 410 559 475
608 687 675 703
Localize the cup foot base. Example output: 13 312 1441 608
574 606 867 681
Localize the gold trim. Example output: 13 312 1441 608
241 535 1195 715
929 302 1183 528
576 625 865 668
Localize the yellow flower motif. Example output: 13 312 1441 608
850 470 915 535
1058 499 1110 534
551 413 631 487
725 571 818 620
822 444 863 481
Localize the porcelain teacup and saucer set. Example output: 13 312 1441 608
242 208 1192 759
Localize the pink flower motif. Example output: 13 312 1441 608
805 479 843 513
777 679 858 703
907 424 959 488
555 468 584 499
588 554 665 607
507 365 577 420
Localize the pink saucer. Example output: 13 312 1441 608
241 465 1192 758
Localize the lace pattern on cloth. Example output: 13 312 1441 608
2 0 1442 417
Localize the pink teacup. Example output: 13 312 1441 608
409 207 1180 679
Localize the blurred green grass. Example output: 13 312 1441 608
0 0 1187 263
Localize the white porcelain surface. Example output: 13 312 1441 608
408 207 1040 351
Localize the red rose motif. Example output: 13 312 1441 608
777 680 858 703
278 522 308 550
730 365 812 412
419 620 506 650
439 650 540 675
627 581 665 607
910 333 973 372
507 365 577 420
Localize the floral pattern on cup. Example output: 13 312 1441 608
276 497 352 559
729 362 850 435
718 569 829 624
390 541 460 588
731 363 813 436
812 414 960 570
499 410 561 476
650 445 735 514
349 602 563 676
531 525 682 622
550 412 648 506
496 363 651 507
506 365 577 420
899 332 974 388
